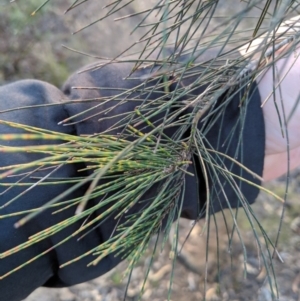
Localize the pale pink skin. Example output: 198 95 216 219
257 50 300 181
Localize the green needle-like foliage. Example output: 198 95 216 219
1 1 300 300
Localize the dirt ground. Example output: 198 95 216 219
0 1 299 300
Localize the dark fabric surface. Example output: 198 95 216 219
0 60 264 301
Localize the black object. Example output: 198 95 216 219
0 57 264 301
